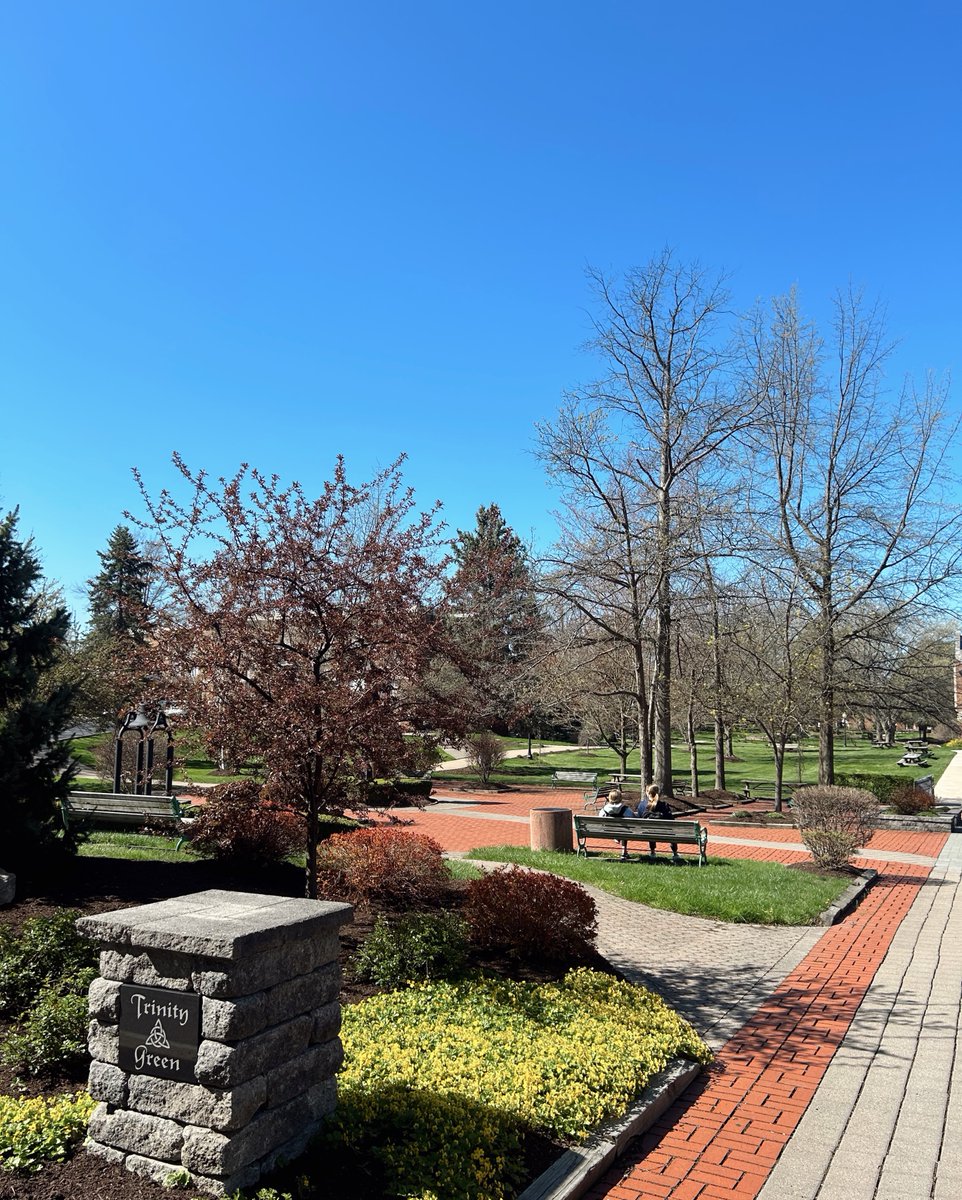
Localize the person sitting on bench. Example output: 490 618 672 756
643 784 681 863
601 785 637 860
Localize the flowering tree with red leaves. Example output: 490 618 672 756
132 453 453 896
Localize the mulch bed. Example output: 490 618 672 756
1 855 615 1199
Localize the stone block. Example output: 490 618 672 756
88 1018 120 1065
124 1152 191 1188
195 1014 313 1088
77 890 351 962
191 931 341 998
84 1137 126 1167
88 977 120 1022
311 1000 342 1044
99 946 194 989
182 1082 336 1177
0 868 14 906
200 960 341 1041
89 1103 184 1161
88 1060 128 1107
266 1039 343 1108
127 1073 266 1133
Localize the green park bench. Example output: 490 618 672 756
573 813 708 865
61 791 197 850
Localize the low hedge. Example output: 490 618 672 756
364 779 433 807
834 772 909 806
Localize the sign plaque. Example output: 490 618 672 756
118 984 201 1082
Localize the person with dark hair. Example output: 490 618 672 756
643 784 682 863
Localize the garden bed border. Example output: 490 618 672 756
517 1058 702 1200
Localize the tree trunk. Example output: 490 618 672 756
687 685 699 798
818 622 835 784
773 741 785 812
306 800 319 899
634 648 652 785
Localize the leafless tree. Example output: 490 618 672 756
746 288 962 782
539 251 754 793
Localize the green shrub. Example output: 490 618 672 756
0 909 96 1019
188 781 302 867
363 779 433 807
792 785 880 869
351 912 469 988
315 828 451 907
0 1091 95 1172
464 865 597 962
834 772 904 805
1 975 95 1076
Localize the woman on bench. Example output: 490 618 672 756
601 785 637 860
643 785 682 864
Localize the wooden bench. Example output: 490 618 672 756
61 791 197 849
573 814 708 865
551 769 598 787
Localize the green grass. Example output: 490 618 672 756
464 845 851 924
444 857 484 881
76 830 199 862
439 734 953 791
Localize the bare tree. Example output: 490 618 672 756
746 288 962 782
539 251 753 793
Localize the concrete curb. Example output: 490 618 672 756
517 1059 703 1200
818 867 877 925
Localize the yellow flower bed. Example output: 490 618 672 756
329 968 710 1199
0 1091 95 1173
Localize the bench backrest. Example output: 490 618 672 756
553 770 597 783
574 815 703 841
66 792 181 816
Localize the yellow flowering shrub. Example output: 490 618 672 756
0 1090 95 1172
325 968 711 1199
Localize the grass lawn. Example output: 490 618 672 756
440 734 953 790
464 845 852 924
76 830 202 862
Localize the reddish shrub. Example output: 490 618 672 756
464 866 598 962
315 827 450 906
889 785 933 816
188 781 302 868
792 784 879 869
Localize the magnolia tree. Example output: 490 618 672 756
133 454 454 897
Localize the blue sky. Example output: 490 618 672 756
1 1 960 624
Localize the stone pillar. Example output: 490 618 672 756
77 889 353 1197
529 807 573 852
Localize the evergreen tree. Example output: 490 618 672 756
448 504 542 728
0 510 77 879
87 524 153 643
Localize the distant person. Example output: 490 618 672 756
643 784 682 863
601 784 635 860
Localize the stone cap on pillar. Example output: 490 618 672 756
76 890 353 961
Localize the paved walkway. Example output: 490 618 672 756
394 757 962 1199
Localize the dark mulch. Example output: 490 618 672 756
1 854 614 1199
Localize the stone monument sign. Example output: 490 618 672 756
77 889 352 1196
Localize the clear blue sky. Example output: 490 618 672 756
2 1 960 624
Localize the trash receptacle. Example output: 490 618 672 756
530 807 573 852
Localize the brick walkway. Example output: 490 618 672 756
379 775 960 1199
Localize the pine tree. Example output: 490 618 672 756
448 504 542 728
87 524 153 643
0 510 77 879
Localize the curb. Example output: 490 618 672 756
818 867 877 925
517 1059 703 1200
